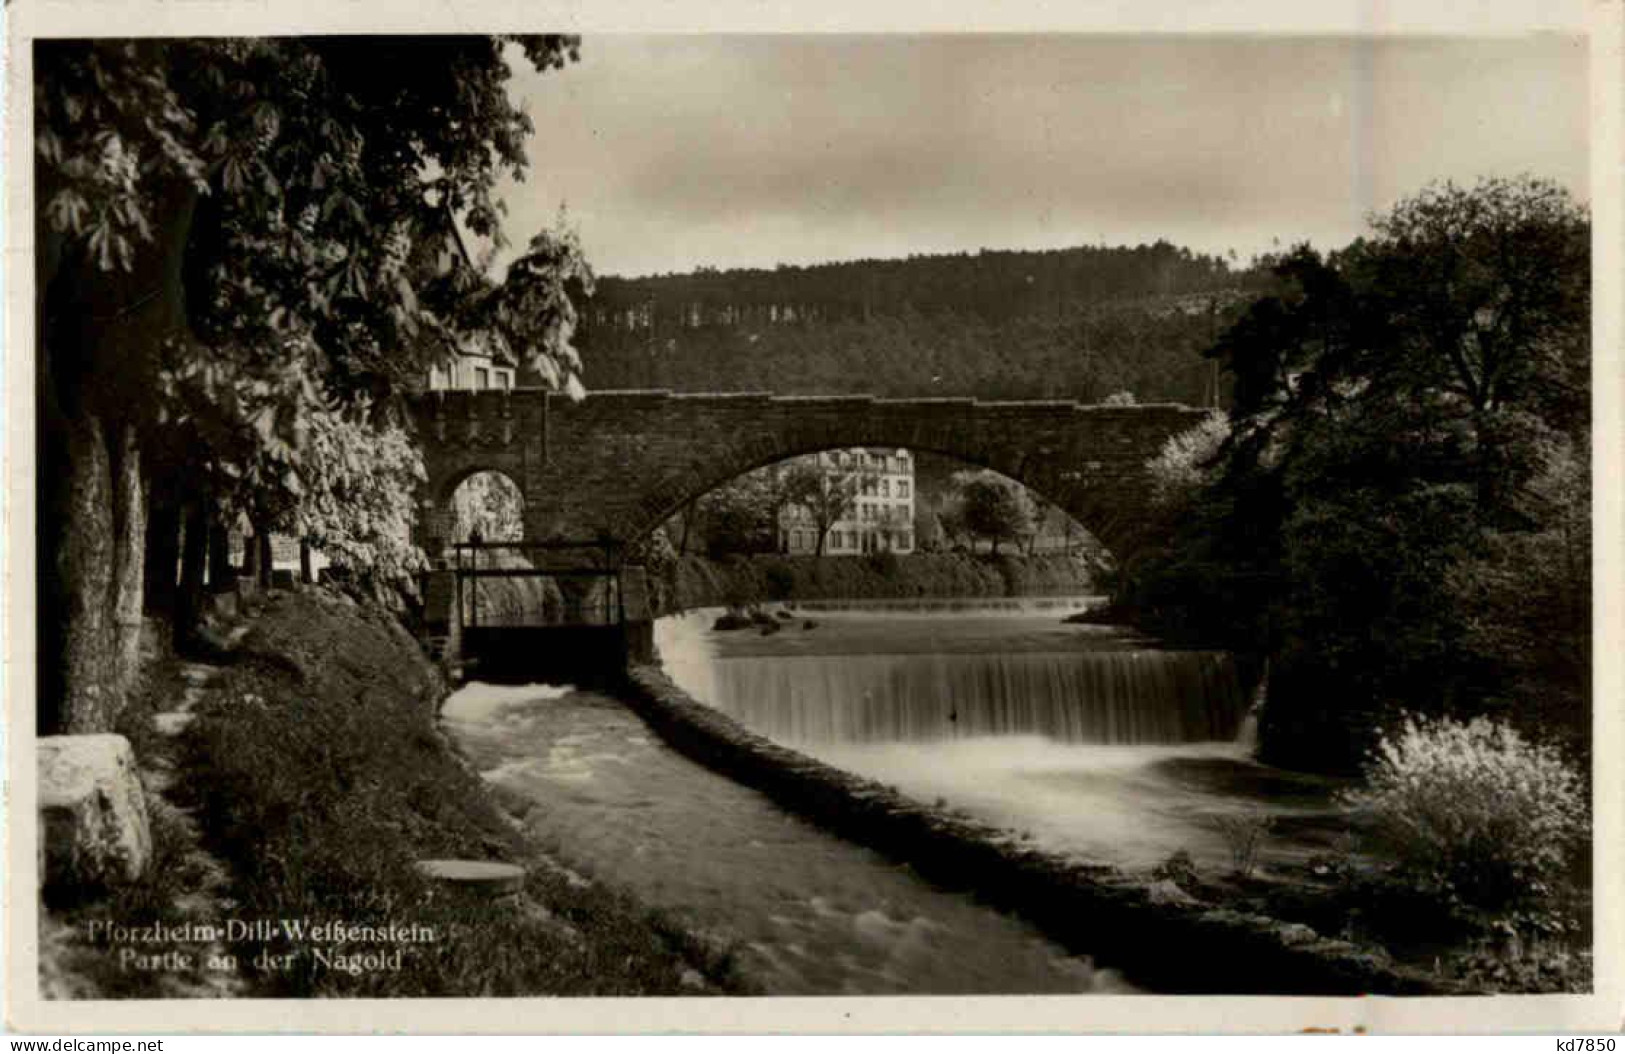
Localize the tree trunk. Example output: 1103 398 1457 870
257 532 273 590
110 423 147 699
143 489 181 618
299 540 314 585
242 527 260 579
177 500 208 638
39 178 201 735
52 413 119 734
207 516 231 592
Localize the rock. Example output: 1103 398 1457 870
1276 922 1321 947
154 712 195 737
208 590 239 619
712 613 751 631
775 610 794 620
1146 879 1201 907
39 735 153 889
1151 848 1199 887
414 859 526 899
802 619 818 630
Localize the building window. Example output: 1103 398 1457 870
881 479 890 497
475 367 490 389
899 481 910 498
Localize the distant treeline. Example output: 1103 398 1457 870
575 242 1272 404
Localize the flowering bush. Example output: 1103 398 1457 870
1146 412 1229 511
1341 715 1586 929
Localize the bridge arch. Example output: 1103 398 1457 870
634 436 1083 555
407 390 1213 563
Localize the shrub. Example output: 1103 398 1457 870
1152 849 1199 888
1213 810 1273 878
1340 714 1586 933
864 549 901 578
763 561 797 600
1146 412 1229 512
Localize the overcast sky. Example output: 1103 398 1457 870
495 33 1589 278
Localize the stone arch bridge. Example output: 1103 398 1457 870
408 389 1212 561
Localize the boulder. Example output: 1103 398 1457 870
39 735 152 889
1276 922 1322 947
1146 879 1201 907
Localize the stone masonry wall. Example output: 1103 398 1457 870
619 665 1464 996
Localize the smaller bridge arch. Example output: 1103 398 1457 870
407 389 1213 562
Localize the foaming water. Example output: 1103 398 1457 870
656 604 1246 747
441 682 1132 994
656 604 1346 872
695 651 1245 745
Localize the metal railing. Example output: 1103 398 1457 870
449 539 627 629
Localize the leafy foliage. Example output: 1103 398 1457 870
37 37 593 606
945 471 1037 555
777 460 865 556
1115 176 1590 771
692 469 788 558
449 471 525 544
1341 714 1586 936
294 408 428 583
577 242 1261 403
1443 432 1591 755
38 37 587 389
1146 412 1229 512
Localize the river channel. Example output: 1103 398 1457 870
442 597 1349 994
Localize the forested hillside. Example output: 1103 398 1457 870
575 242 1271 404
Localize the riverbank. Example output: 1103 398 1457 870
43 588 740 998
658 550 1104 614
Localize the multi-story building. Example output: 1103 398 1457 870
778 447 916 555
426 337 517 391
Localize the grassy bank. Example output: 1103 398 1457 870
179 589 740 997
661 550 1103 614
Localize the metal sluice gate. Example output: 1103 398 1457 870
441 539 653 684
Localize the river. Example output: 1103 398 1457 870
442 596 1349 994
655 598 1348 874
443 681 1130 994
